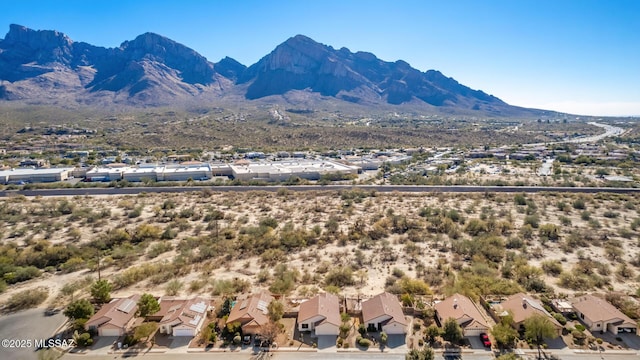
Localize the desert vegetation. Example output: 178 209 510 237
0 190 639 313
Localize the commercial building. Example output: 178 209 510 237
229 160 359 182
0 167 73 184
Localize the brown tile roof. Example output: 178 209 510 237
152 297 186 319
298 292 341 326
85 295 140 330
158 296 210 329
434 293 489 329
497 293 562 328
226 291 274 329
362 292 407 326
571 294 637 326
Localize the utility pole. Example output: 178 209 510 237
96 249 101 281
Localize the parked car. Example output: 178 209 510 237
479 333 491 348
243 335 251 345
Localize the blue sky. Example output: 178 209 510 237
1 0 639 116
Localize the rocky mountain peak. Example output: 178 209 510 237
118 32 216 85
214 56 246 81
3 24 73 47
1 24 74 66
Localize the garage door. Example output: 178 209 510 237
464 328 486 336
100 328 122 337
173 328 194 337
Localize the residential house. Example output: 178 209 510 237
571 294 637 335
494 293 562 334
226 292 274 335
297 292 341 336
153 297 211 337
434 293 490 336
85 295 140 337
361 292 407 335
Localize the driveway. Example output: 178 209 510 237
384 334 406 352
0 308 67 360
618 333 640 350
466 335 489 350
317 335 337 351
165 336 192 352
545 335 568 350
89 336 118 355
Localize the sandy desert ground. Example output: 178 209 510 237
0 189 639 310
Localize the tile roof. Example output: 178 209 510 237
497 293 561 328
86 295 140 330
434 293 489 329
571 294 637 326
227 291 274 329
362 292 407 326
158 296 210 329
298 292 341 326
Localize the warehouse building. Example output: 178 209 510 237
229 160 359 182
0 167 74 184
159 163 212 182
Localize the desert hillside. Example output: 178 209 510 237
0 190 639 309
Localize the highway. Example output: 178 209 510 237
1 185 639 198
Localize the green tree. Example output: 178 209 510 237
64 299 94 320
90 279 112 304
406 347 435 360
380 331 388 345
200 324 215 345
137 293 160 317
267 300 284 322
424 324 441 343
496 354 519 360
492 322 518 349
524 314 558 359
442 317 463 344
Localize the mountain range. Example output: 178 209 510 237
0 24 538 115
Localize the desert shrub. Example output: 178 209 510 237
514 193 527 206
392 268 405 278
211 278 251 296
75 332 93 347
464 219 488 236
580 211 591 221
539 224 560 241
541 260 563 276
553 313 567 325
3 287 48 312
573 198 586 210
523 215 540 229
324 266 355 288
357 337 371 348
147 242 173 258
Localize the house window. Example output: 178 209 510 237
597 324 600 327
580 313 584 320
301 324 309 329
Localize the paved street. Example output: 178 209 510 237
59 348 640 360
0 308 67 360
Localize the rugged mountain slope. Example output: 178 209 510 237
0 24 229 105
240 35 505 111
0 25 533 115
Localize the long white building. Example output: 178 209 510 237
229 160 359 182
0 167 74 184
